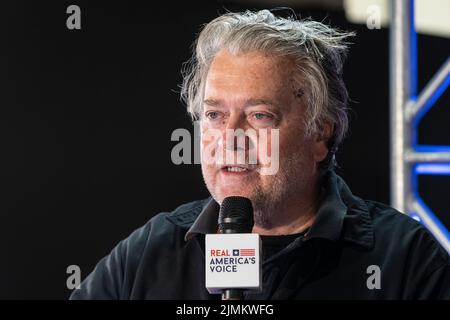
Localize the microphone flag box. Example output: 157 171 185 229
205 233 261 294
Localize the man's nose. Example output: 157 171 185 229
225 112 245 131
223 113 249 151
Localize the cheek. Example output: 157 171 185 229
279 130 315 161
254 128 278 158
201 125 219 149
201 162 216 182
201 124 224 167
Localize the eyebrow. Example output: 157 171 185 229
203 98 278 108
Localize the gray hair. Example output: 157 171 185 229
180 9 354 170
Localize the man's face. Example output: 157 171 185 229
200 49 329 225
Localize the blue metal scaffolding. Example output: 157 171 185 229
389 0 450 253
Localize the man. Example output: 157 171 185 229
70 10 449 299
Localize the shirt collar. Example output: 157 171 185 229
304 171 374 249
184 199 219 241
181 170 374 249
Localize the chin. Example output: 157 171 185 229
215 187 254 202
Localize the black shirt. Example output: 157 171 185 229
261 231 308 261
70 170 450 299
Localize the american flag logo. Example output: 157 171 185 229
239 249 255 256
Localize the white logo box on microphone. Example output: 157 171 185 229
205 233 261 294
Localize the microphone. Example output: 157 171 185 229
205 196 261 300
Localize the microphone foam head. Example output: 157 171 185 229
218 196 254 234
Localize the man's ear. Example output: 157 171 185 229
313 122 334 162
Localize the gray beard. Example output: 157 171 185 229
249 155 313 228
253 209 274 229
251 185 282 229
206 149 313 229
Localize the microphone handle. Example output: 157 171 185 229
222 289 243 300
220 230 244 300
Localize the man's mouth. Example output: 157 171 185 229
220 165 257 174
223 166 249 172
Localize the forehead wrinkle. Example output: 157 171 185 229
204 50 301 113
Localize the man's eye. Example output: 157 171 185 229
205 111 220 120
253 113 272 120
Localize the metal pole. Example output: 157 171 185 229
389 0 415 213
389 0 450 252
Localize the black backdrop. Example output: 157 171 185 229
0 0 448 299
